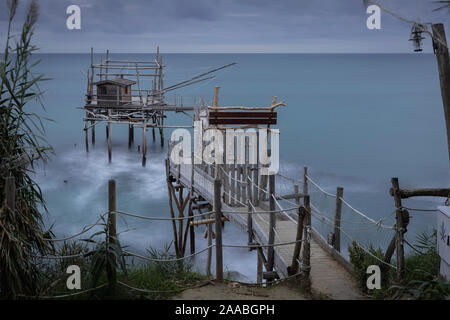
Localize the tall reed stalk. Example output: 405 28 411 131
0 0 53 298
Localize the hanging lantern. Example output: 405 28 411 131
409 23 425 52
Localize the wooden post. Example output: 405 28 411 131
5 176 15 212
301 195 311 290
214 179 223 281
160 111 165 147
334 187 344 252
230 160 235 206
289 206 305 275
142 124 147 167
128 124 134 149
107 179 117 295
303 167 308 195
190 152 196 254
84 120 89 153
392 177 406 281
257 252 263 284
165 159 181 257
247 173 253 250
107 121 112 163
91 121 95 145
267 174 276 271
432 24 450 161
206 211 213 276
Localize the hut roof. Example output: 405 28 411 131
94 78 136 87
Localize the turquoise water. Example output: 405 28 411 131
32 53 449 281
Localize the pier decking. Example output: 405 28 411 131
169 162 363 299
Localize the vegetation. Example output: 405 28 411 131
0 0 53 298
349 230 450 300
35 240 207 300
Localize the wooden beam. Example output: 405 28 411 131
189 217 228 227
389 187 450 199
275 192 306 201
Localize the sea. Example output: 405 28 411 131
30 53 450 281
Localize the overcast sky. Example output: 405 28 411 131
0 0 449 53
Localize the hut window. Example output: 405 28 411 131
98 86 106 94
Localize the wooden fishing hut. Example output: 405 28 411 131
80 47 236 166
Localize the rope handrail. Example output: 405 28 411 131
222 206 299 215
18 283 107 299
308 209 397 269
117 280 212 294
44 213 107 242
113 209 214 221
339 198 394 229
247 176 269 195
306 175 336 198
33 252 88 260
123 245 213 262
271 194 298 225
223 238 307 249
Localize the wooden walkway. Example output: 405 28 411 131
169 163 363 299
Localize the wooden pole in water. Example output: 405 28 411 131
142 124 147 167
431 24 450 162
128 124 134 149
91 121 95 145
214 179 223 281
334 187 344 252
84 121 89 153
267 174 276 271
107 120 112 163
392 177 406 281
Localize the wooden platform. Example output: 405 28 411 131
169 163 364 299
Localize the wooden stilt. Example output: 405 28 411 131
267 174 276 271
107 121 112 163
84 122 89 153
214 179 223 281
128 124 134 149
257 250 263 284
91 120 95 145
142 125 147 167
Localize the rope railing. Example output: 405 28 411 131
123 245 214 262
44 213 107 242
308 209 397 270
113 209 214 221
306 175 336 198
18 283 108 299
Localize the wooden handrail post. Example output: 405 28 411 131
5 176 15 212
107 179 117 295
391 177 406 281
303 167 308 195
214 179 223 281
267 174 276 271
334 187 344 252
289 205 305 275
108 179 117 246
300 195 311 290
431 24 450 162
